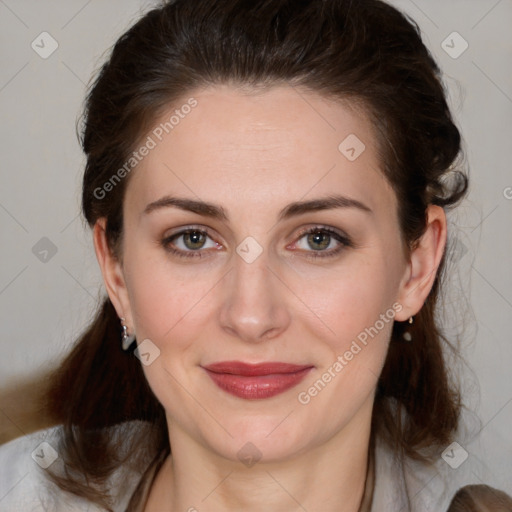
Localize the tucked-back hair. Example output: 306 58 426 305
46 0 468 509
447 484 512 512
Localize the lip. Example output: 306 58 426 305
202 361 314 400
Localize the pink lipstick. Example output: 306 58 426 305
202 361 313 400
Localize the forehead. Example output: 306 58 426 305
126 84 395 218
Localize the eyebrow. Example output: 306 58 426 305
142 194 373 221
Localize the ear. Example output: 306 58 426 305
93 218 134 329
394 205 447 321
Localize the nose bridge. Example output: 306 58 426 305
219 248 290 342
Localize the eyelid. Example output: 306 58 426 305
288 225 353 258
161 224 352 260
293 224 351 242
163 224 217 241
161 225 223 259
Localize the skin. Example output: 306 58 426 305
93 84 447 512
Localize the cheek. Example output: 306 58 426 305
294 255 396 344
123 247 220 351
293 267 397 432
291 253 399 399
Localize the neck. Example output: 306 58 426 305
145 403 374 512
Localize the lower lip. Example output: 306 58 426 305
204 367 312 400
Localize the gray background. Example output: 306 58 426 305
0 0 511 494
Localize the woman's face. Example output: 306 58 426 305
105 85 416 462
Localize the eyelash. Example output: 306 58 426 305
160 225 352 260
293 226 352 259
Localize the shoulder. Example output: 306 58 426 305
371 427 512 512
371 435 460 511
0 426 100 511
0 422 150 512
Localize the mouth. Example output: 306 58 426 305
201 361 314 400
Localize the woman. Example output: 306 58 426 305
0 0 510 510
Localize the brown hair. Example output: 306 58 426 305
46 0 469 508
447 485 512 512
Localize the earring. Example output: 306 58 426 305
403 316 414 342
120 317 136 351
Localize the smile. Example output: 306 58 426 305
202 361 314 400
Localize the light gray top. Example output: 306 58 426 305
0 420 491 511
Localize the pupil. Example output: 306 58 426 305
185 231 205 249
308 231 330 250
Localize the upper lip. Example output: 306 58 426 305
202 361 313 376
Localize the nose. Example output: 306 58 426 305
218 250 291 344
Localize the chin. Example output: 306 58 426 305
199 405 335 465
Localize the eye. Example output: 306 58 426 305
291 226 352 259
161 227 221 259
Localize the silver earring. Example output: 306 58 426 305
403 316 414 342
120 317 136 351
